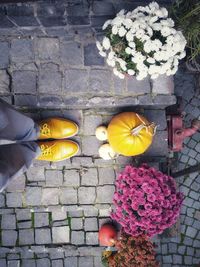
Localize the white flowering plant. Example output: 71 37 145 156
96 1 187 80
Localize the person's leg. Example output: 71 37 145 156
0 99 79 141
0 142 41 192
0 99 39 141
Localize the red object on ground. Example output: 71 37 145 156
168 115 200 152
98 224 117 246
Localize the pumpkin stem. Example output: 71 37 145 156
108 151 119 159
109 238 116 245
131 123 157 136
131 124 145 135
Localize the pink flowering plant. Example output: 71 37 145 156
111 164 183 237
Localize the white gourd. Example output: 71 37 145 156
99 143 116 160
95 126 108 141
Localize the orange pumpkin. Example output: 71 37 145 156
107 112 156 156
99 224 117 246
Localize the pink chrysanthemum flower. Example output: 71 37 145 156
111 164 184 237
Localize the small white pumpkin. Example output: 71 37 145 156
95 126 108 141
99 143 117 160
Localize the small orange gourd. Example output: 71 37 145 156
99 224 117 246
107 112 156 156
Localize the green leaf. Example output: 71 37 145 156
101 257 109 267
170 0 200 60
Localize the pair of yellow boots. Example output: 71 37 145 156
37 118 79 162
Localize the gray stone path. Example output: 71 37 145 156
0 0 175 109
0 0 199 266
0 107 168 267
156 68 200 266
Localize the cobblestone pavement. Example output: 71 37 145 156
0 107 168 267
0 1 199 267
0 0 175 109
156 68 200 266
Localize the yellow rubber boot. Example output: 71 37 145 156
36 140 79 162
38 118 79 140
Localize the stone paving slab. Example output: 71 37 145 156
1 1 198 267
155 68 200 266
0 71 197 267
0 1 175 110
0 107 168 267
0 33 176 109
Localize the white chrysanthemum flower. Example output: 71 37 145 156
118 26 127 37
154 52 163 61
137 6 147 13
118 72 125 79
126 31 134 42
151 73 159 79
121 65 127 71
148 65 160 75
159 66 167 75
113 68 124 79
102 37 111 50
170 66 178 75
144 40 152 53
99 51 107 57
102 19 112 30
173 57 179 66
162 62 172 71
126 11 132 17
153 39 162 49
118 9 125 16
177 51 186 59
132 7 140 14
131 49 136 56
111 17 123 27
136 72 148 80
161 27 172 37
140 34 151 42
112 25 118 35
137 63 148 72
128 42 135 48
123 18 133 29
125 47 132 54
96 41 103 52
143 6 151 13
138 22 147 30
116 58 127 70
149 2 159 10
108 51 115 60
136 75 143 81
149 16 158 24
175 32 187 47
107 58 116 67
166 35 174 45
132 52 146 64
160 7 168 17
166 69 173 76
127 69 135 75
113 68 119 76
161 18 175 27
152 23 162 31
97 5 186 80
147 57 156 64
147 40 161 52
172 42 183 53
155 9 165 18
135 29 145 39
159 51 170 61
146 27 153 37
131 21 140 31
